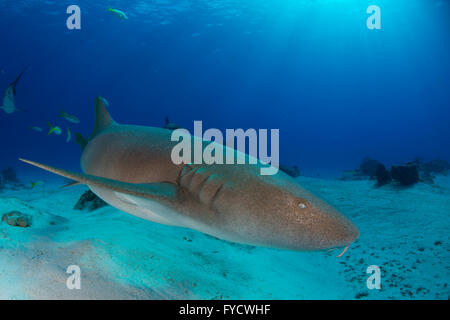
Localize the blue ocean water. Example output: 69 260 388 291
0 0 449 300
1 0 449 176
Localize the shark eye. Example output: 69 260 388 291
298 203 307 209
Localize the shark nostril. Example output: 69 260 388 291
339 224 360 246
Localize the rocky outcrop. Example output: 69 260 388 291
391 164 419 186
359 158 380 177
344 158 449 187
74 190 108 212
375 164 391 186
419 170 435 184
422 159 450 175
1 166 18 183
2 211 32 228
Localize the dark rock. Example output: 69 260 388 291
2 166 18 183
2 211 32 228
375 164 391 186
391 164 419 186
411 157 424 166
359 158 380 177
419 170 435 184
422 159 450 175
279 164 301 178
355 292 369 299
74 190 108 212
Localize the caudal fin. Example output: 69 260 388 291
10 65 29 95
47 122 55 135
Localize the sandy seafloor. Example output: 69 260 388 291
0 174 449 300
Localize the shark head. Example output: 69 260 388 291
208 172 360 251
278 181 360 250
290 193 358 251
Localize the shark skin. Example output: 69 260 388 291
20 97 359 252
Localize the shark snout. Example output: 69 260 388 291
318 215 360 250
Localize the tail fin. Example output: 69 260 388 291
47 122 54 136
91 96 116 138
10 65 29 95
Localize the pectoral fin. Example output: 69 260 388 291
62 181 82 188
19 158 180 206
112 190 178 225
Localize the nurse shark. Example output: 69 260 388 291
20 97 359 252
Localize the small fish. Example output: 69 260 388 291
59 110 80 124
30 180 44 189
47 122 62 136
66 128 72 143
30 126 43 132
107 7 128 20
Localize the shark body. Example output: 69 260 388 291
21 97 359 251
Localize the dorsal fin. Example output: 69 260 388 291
92 96 116 138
